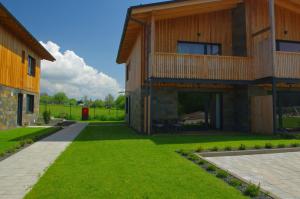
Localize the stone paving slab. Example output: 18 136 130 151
0 123 87 199
205 152 300 199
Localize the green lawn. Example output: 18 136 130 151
26 126 300 199
283 116 300 128
0 127 60 155
40 104 125 121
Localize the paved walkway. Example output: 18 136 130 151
205 152 300 199
0 123 87 199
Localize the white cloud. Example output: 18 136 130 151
40 41 121 100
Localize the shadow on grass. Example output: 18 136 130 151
74 126 285 145
10 128 61 142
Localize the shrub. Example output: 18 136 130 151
254 145 262 149
265 143 273 149
187 153 199 161
229 179 242 187
195 146 204 152
43 110 51 124
178 149 191 156
195 159 205 165
26 139 34 144
244 184 260 197
216 170 229 179
291 143 300 148
238 144 246 150
206 165 217 172
210 146 219 152
0 152 5 157
277 143 286 148
224 146 232 151
20 140 27 147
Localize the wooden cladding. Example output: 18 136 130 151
275 51 300 78
155 10 233 56
0 25 41 93
151 53 252 80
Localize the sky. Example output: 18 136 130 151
0 0 162 99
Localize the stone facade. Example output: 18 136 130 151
0 85 39 130
0 86 18 129
152 88 178 121
126 88 144 132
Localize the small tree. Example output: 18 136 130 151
114 95 125 109
43 110 51 124
53 92 68 104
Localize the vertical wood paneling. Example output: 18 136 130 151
0 25 41 93
275 6 300 41
126 32 142 92
152 53 252 80
155 10 233 55
275 51 300 78
246 0 274 79
251 95 273 134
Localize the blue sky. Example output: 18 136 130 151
0 0 162 99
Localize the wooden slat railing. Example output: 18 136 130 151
151 52 252 80
275 51 300 78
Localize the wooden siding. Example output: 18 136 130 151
155 10 233 55
275 51 300 78
251 95 273 134
0 25 41 93
152 53 252 80
275 5 300 41
126 32 142 92
246 0 274 79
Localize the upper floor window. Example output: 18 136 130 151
28 56 36 76
276 40 300 53
177 41 221 55
26 94 34 113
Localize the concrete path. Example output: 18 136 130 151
205 152 300 199
0 123 87 199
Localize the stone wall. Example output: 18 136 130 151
0 85 18 130
127 88 144 132
152 88 178 121
0 85 39 130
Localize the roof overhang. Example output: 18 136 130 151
0 3 55 61
116 0 242 64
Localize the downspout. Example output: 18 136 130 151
269 0 277 134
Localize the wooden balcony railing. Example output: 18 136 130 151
151 53 252 80
275 51 300 78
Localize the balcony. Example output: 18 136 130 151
150 53 253 81
275 51 300 79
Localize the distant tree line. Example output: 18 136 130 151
40 92 125 109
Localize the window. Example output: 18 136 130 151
28 56 36 76
177 41 221 55
276 40 300 53
26 95 34 113
126 63 130 81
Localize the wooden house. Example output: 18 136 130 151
0 3 55 129
117 0 300 134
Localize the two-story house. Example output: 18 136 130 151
117 0 300 134
0 3 55 130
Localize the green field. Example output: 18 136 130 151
0 127 60 155
39 104 125 121
282 116 300 129
26 125 300 199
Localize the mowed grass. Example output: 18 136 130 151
39 104 125 121
0 127 60 155
26 126 300 199
283 116 300 128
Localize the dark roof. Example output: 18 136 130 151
0 3 55 61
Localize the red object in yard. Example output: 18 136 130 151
82 107 89 120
